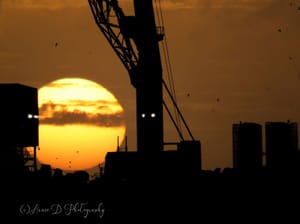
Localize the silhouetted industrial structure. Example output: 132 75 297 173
9 1 300 222
233 122 263 173
0 83 39 173
265 121 299 172
88 0 201 179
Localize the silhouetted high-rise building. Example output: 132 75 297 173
265 121 298 172
232 122 263 173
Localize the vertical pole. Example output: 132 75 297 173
117 136 120 152
125 136 128 152
34 146 37 172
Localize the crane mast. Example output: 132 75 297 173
89 0 163 153
132 0 164 153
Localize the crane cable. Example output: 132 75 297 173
154 0 183 136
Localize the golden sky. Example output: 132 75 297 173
0 0 299 170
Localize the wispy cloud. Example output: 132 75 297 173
2 0 274 11
39 102 124 127
160 0 273 10
46 80 98 89
2 0 87 10
40 110 124 126
39 99 123 117
157 0 198 10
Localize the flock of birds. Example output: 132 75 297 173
52 0 299 102
288 0 300 10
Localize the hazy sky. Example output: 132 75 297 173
1 0 299 170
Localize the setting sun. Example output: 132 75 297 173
37 78 126 171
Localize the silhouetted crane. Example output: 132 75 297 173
88 0 201 178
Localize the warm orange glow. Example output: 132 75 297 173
37 78 126 171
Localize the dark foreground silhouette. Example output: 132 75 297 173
10 162 300 223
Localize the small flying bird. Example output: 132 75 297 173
216 98 220 102
277 28 282 32
54 42 58 48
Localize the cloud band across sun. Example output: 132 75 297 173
38 78 125 127
39 101 124 126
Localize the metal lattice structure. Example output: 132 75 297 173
88 0 139 87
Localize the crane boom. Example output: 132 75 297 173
88 0 139 87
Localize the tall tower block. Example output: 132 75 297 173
233 122 263 173
265 121 298 172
